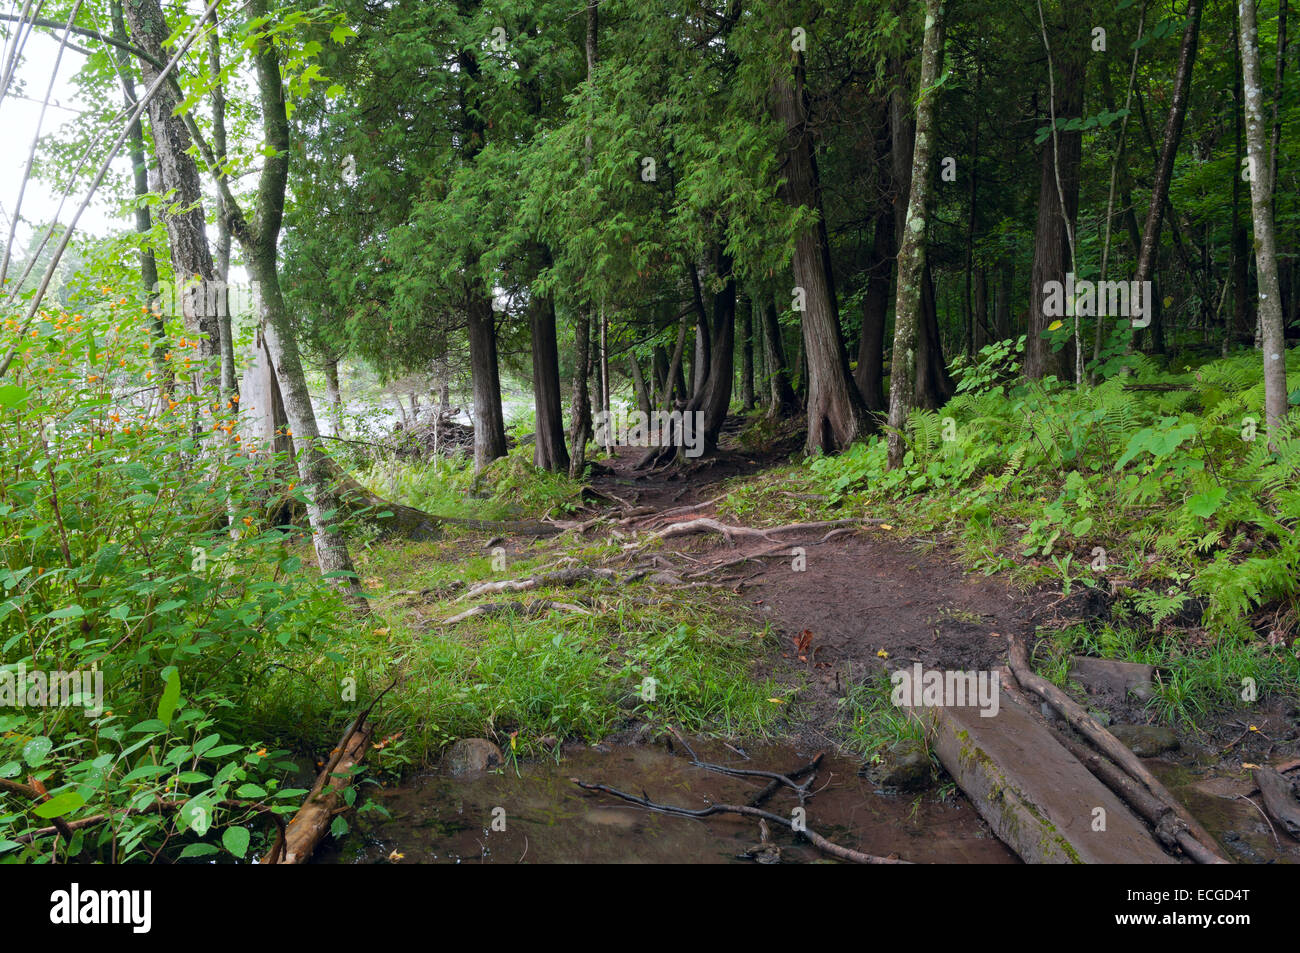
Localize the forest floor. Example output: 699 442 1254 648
330 419 1300 863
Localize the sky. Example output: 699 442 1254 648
1 31 121 252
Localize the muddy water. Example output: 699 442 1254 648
1148 760 1300 864
319 740 1017 864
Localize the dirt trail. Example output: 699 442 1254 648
586 435 1300 862
591 439 1036 747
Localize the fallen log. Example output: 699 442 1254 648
1056 734 1221 864
1007 634 1228 863
263 718 373 865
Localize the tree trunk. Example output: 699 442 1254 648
1240 0 1291 436
761 290 799 417
1026 19 1085 381
854 103 893 413
530 290 569 472
891 58 954 406
232 0 363 606
974 266 989 350
1233 6 1254 341
688 263 711 399
1131 0 1204 350
697 247 736 449
629 353 652 416
652 345 669 400
915 263 954 408
773 61 867 453
568 310 592 478
568 0 598 478
887 0 945 469
467 285 508 471
110 0 170 393
739 294 755 410
122 0 219 375
207 4 238 405
995 259 1013 338
323 356 342 437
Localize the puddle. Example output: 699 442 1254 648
318 740 1017 864
1148 760 1300 864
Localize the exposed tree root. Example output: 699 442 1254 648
456 567 617 602
637 517 865 548
622 493 729 526
683 527 855 578
440 599 591 626
668 728 823 806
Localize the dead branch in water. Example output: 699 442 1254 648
262 679 397 864
570 779 907 864
666 728 823 805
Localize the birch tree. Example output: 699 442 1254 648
887 0 946 470
1239 0 1291 436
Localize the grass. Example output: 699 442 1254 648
243 457 790 774
1032 621 1298 728
838 670 928 763
709 350 1300 734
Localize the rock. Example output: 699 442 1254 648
878 739 932 791
1110 724 1180 757
539 735 559 751
1087 708 1112 728
1068 656 1156 702
442 738 506 776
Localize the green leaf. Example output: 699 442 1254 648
34 791 85 818
22 736 52 766
1186 487 1228 519
222 825 251 858
179 843 221 858
235 783 267 799
157 669 181 728
0 384 29 410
